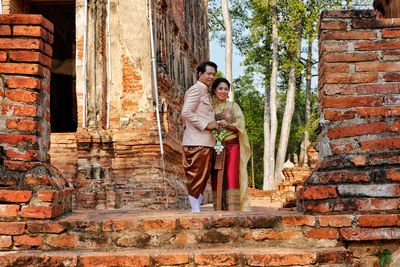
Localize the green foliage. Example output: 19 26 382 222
234 74 264 189
376 249 392 266
208 0 373 187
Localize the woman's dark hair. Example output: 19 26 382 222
211 77 231 95
196 61 218 74
373 0 387 16
374 0 400 18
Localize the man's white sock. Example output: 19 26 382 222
188 195 200 212
199 194 203 206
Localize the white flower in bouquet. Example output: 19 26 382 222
211 128 228 154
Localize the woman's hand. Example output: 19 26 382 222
217 120 228 128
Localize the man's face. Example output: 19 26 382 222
198 65 216 87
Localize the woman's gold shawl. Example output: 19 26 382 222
213 100 251 211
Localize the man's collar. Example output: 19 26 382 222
196 81 208 90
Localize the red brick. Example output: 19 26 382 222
6 149 39 161
382 29 400 38
322 73 378 85
0 25 11 35
320 63 350 74
8 51 52 67
245 251 316 266
14 234 44 246
179 217 210 229
300 186 337 200
0 204 20 217
319 215 353 227
361 137 400 152
319 42 347 54
384 72 400 82
0 236 12 248
350 155 367 166
306 228 339 239
358 214 400 227
37 190 56 202
383 51 400 61
340 228 400 241
324 110 355 121
46 234 78 248
13 25 53 43
3 160 38 171
0 190 32 203
356 62 400 72
6 89 39 103
0 38 43 50
322 52 377 63
79 253 150 267
6 119 38 132
322 31 376 40
356 83 400 94
302 202 331 213
0 15 54 33
316 170 368 183
356 106 400 118
194 252 240 265
0 51 6 61
356 40 400 51
356 198 399 211
12 105 38 117
25 174 53 186
143 219 176 230
153 253 189 265
0 134 36 145
320 20 347 30
328 122 388 139
102 219 141 232
27 222 66 234
21 206 53 219
388 169 400 181
281 215 316 226
0 222 26 235
323 96 382 108
247 230 301 240
7 77 41 89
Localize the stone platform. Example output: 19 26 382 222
1 208 400 266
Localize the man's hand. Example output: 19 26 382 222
206 121 219 130
217 120 227 128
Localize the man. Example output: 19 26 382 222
181 61 219 212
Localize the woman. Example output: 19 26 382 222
373 0 400 18
211 78 251 212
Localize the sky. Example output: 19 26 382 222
209 39 245 80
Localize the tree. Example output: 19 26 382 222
221 0 234 100
274 0 304 181
264 0 279 190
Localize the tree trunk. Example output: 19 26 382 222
299 37 312 167
263 78 272 189
251 142 255 188
275 64 297 182
221 0 233 100
266 0 279 190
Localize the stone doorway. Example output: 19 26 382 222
29 0 77 133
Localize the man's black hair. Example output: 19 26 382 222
196 61 218 75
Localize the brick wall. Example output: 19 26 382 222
298 10 400 213
0 14 72 222
47 0 210 209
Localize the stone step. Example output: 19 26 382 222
0 246 353 266
2 209 341 251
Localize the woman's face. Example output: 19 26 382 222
214 82 230 102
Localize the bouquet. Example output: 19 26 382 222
211 128 227 154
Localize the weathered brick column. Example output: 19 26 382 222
298 10 400 213
0 15 72 223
